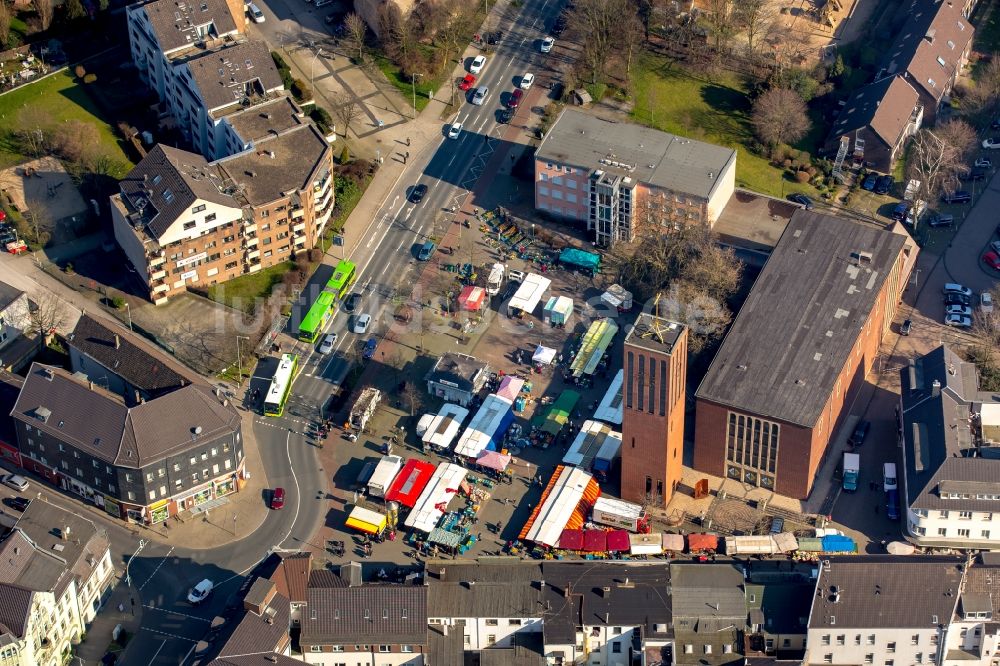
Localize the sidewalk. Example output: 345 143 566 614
73 575 143 666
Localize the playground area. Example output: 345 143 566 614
0 156 91 244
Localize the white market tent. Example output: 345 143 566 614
404 462 468 533
507 273 552 317
532 345 557 366
629 533 663 555
416 413 435 437
453 394 514 459
601 284 633 311
421 403 470 451
523 466 595 547
563 420 619 469
593 369 624 425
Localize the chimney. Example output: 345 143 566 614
61 526 71 540
134 390 141 404
89 381 94 391
605 612 610 623
114 334 120 349
602 586 611 597
932 379 941 397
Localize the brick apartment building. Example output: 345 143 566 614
693 212 915 499
620 314 688 508
534 108 736 245
111 98 333 303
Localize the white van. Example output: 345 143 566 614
247 3 265 22
883 462 897 492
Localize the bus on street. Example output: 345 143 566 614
263 353 298 417
299 291 335 343
326 260 357 300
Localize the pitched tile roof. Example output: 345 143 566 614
0 280 24 312
211 590 291 659
185 40 284 113
829 76 919 148
301 582 427 644
0 584 33 641
117 144 240 239
425 561 544 618
270 552 311 604
11 363 241 468
207 656 303 666
136 0 239 54
68 313 199 398
671 563 747 618
0 529 71 595
809 556 964 629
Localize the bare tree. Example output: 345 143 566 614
0 1 11 49
936 119 978 166
703 0 737 53
438 4 477 71
737 0 779 56
401 382 423 417
571 0 635 84
344 12 367 62
621 14 645 84
751 88 810 154
52 119 101 164
906 127 971 201
34 0 53 30
28 291 68 348
333 99 362 138
965 53 1000 116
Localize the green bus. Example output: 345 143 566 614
263 353 298 417
299 291 335 343
326 260 357 299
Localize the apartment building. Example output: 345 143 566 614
111 107 333 303
694 211 915 499
0 280 29 351
0 501 114 666
942 554 1000 666
10 363 245 524
805 557 964 666
534 108 736 245
672 564 746 666
899 345 1000 549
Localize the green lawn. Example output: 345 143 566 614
206 261 295 309
631 54 821 198
374 51 440 114
0 69 132 175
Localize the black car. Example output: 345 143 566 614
788 193 814 209
849 420 871 447
861 173 878 191
941 190 972 204
344 292 362 313
900 319 912 336
944 292 971 306
874 175 893 195
960 170 987 182
498 108 514 124
409 183 428 204
2 496 29 512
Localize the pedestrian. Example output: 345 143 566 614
406 136 411 147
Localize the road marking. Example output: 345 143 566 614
138 547 175 591
148 640 167 663
142 605 212 623
143 627 198 643
278 430 303 548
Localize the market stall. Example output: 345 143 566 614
345 505 388 535
543 296 574 326
518 465 601 547
404 463 469 533
458 285 487 311
629 533 663 556
496 376 525 402
687 533 719 553
558 247 601 275
532 345 557 370
607 530 631 553
600 284 633 313
662 533 685 553
593 369 624 426
541 390 581 437
427 527 466 555
773 532 799 553
476 450 512 473
384 459 436 509
563 420 621 470
584 529 608 552
421 403 470 451
559 528 584 551
454 394 515 459
507 273 552 318
570 318 618 378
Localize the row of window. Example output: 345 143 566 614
538 186 580 204
912 524 991 539
914 508 998 519
821 655 930 665
820 635 938 647
307 645 414 653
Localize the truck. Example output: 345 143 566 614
349 387 382 433
591 496 650 533
367 454 404 498
842 452 860 492
486 263 505 296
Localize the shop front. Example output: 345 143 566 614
101 494 122 519
0 440 21 467
148 499 170 524
215 475 237 497
176 484 214 513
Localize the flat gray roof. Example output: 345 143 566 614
625 313 686 356
536 108 736 200
696 211 907 427
225 96 304 143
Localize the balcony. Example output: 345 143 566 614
291 207 305 220
292 222 305 233
243 221 257 234
243 236 258 248
246 248 260 260
248 262 262 273
149 254 166 267
150 269 166 281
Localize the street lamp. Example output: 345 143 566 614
310 48 324 92
124 302 132 331
411 73 421 120
236 335 250 386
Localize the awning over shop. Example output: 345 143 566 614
687 533 719 552
532 345 557 366
559 528 584 550
662 533 685 552
541 390 581 436
629 533 663 555
606 530 631 552
345 505 387 535
384 459 436 508
496 376 525 402
584 529 607 552
458 285 487 311
476 450 512 472
427 528 464 549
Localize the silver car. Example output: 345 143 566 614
472 86 488 105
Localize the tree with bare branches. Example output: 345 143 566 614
906 126 972 202
28 291 69 349
344 12 367 62
964 53 1000 117
936 119 978 166
333 99 362 138
0 1 11 49
621 13 645 84
570 0 635 84
703 0 737 53
751 88 810 155
737 0 779 56
34 0 53 30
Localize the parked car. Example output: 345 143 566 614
447 122 463 139
470 55 486 74
363 337 378 360
353 314 371 334
849 420 871 447
520 73 535 89
942 190 972 204
983 137 1000 149
472 86 489 105
886 489 901 521
498 108 514 124
943 283 974 298
540 36 555 52
458 74 477 91
319 333 337 354
769 516 784 534
891 201 910 221
960 170 987 182
976 157 993 169
2 474 28 492
874 175 893 195
900 319 912 336
187 579 214 605
247 2 265 22
409 183 428 204
944 293 971 306
507 270 525 283
788 193 814 209
991 240 1000 255
862 173 878 191
983 250 1000 271
945 313 973 328
982 292 994 313
270 487 285 510
344 292 362 313
928 213 954 228
417 241 436 261
946 304 973 317
508 88 524 109
2 496 29 512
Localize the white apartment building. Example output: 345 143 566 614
899 346 1000 550
805 557 963 666
0 280 30 350
942 557 1000 666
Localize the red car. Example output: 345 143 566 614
984 250 1000 271
458 74 477 91
508 88 524 109
271 487 285 510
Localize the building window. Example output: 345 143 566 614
911 635 919 645
488 635 497 646
938 528 947 536
855 635 862 645
837 635 845 646
684 645 693 654
959 511 973 519
192 204 206 214
868 635 876 645
958 529 970 537
704 646 712 654
983 530 991 538
486 619 499 626
183 221 196 230
509 619 522 626
401 645 413 653
725 412 780 487
378 646 390 653
887 642 896 653
612 642 621 654
864 655 873 664
915 653 923 663
205 213 216 223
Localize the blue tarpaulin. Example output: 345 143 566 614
820 535 857 553
558 248 601 272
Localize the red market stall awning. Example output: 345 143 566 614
458 286 487 311
559 528 584 550
606 530 631 552
584 529 608 552
384 459 436 508
687 533 719 553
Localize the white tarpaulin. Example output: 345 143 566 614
523 467 595 547
404 463 468 533
421 403 470 450
533 345 557 365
